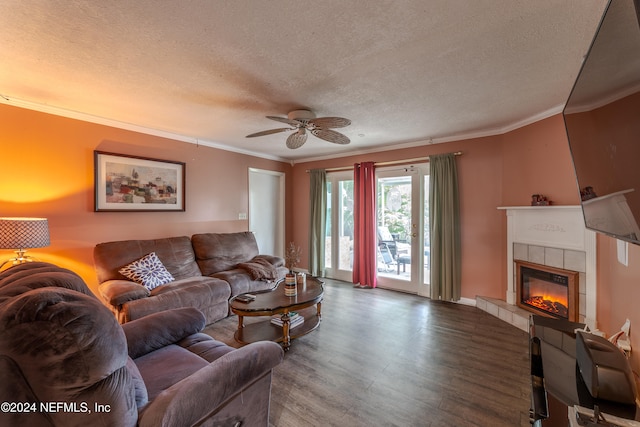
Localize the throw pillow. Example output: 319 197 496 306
119 252 175 290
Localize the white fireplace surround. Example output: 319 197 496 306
497 205 597 329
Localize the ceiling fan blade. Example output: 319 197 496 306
311 129 350 145
266 116 302 127
308 117 351 129
246 128 291 138
286 129 308 149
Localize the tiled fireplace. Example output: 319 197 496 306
477 206 597 332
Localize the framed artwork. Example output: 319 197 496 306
94 151 185 212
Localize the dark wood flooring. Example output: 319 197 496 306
203 279 532 427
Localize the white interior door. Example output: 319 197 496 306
248 168 285 257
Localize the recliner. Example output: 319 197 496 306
0 262 284 426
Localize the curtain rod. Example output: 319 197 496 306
305 151 462 173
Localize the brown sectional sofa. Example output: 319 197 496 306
94 231 288 324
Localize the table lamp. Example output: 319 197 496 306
0 217 50 268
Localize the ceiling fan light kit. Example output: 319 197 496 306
246 109 351 149
287 109 315 121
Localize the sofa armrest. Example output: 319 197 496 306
99 279 149 306
138 341 284 427
122 308 206 359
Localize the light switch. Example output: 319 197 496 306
238 213 247 220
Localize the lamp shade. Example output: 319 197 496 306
0 218 50 249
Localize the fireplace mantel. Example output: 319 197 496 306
498 205 597 329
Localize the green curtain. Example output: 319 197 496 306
308 169 327 277
429 153 461 301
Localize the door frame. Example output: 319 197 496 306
325 170 354 282
375 164 429 294
248 168 285 258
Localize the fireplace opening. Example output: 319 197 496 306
515 260 579 322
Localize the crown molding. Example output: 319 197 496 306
0 96 288 163
2 95 563 166
293 104 564 164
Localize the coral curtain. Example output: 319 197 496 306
429 153 461 301
353 162 377 288
308 169 327 277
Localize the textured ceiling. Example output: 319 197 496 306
0 1 607 162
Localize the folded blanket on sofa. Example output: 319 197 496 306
237 258 278 281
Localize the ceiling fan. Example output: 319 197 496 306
246 109 351 149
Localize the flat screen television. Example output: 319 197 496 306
563 0 640 245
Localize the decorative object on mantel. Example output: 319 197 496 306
580 186 598 201
531 194 551 206
284 242 301 296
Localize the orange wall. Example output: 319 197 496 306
501 114 581 207
0 104 290 293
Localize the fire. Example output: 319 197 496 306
525 295 568 318
539 292 566 306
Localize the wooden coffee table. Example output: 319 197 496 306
229 276 324 350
